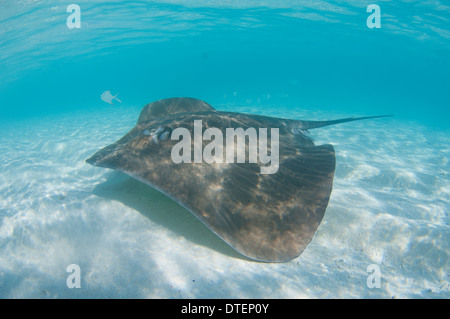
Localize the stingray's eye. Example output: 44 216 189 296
159 130 171 141
156 127 172 141
142 126 172 143
154 126 164 135
144 126 172 142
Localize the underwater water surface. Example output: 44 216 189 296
0 0 449 298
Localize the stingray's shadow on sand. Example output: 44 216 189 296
92 171 249 261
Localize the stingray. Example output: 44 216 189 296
101 90 122 105
86 97 389 262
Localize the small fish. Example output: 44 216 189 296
101 90 122 105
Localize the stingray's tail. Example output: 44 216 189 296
299 115 392 130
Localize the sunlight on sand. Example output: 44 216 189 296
0 106 448 298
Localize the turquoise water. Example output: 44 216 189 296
1 1 449 126
0 1 449 298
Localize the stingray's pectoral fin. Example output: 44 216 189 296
185 144 336 262
137 97 215 123
86 139 336 262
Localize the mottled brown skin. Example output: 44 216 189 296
87 97 387 262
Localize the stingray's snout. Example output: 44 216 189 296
85 155 95 165
86 152 101 166
86 142 122 169
86 148 110 167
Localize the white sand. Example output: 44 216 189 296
0 105 448 298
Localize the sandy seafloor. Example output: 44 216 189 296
0 104 448 299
